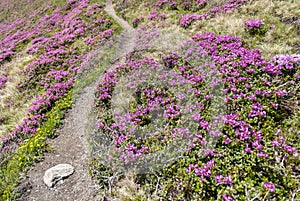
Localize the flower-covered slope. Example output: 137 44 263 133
93 28 299 200
92 0 299 200
0 0 119 145
0 0 121 199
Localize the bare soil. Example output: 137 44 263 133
17 1 136 200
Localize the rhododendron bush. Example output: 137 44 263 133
0 72 8 89
179 0 248 27
113 0 249 28
93 29 299 200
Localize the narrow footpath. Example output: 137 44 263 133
17 1 136 200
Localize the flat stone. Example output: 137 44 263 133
43 164 74 187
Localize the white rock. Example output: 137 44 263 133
43 164 74 187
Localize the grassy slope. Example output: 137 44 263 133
113 0 300 59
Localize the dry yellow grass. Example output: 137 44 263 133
0 52 35 137
114 174 148 201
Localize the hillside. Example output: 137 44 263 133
0 0 299 200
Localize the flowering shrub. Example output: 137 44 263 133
263 182 276 192
181 0 207 11
93 31 299 200
154 0 207 11
244 19 268 35
0 72 8 89
244 19 264 29
179 0 248 28
154 0 177 9
134 25 160 50
147 12 166 21
132 17 143 28
208 0 247 15
265 54 300 75
180 14 202 28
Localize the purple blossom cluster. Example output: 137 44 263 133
132 17 141 24
0 72 8 89
244 19 264 29
263 54 300 75
179 0 248 28
262 182 276 192
132 17 143 28
1 0 116 150
209 0 247 15
215 174 233 185
0 6 62 64
189 32 297 149
223 194 233 201
154 0 207 11
154 0 177 9
243 19 271 35
181 0 207 11
147 12 166 21
186 160 215 179
180 14 202 28
0 0 114 64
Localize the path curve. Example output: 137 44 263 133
17 1 136 200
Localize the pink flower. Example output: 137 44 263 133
245 144 252 153
272 140 279 146
257 152 268 158
225 138 232 145
263 182 275 192
284 145 296 154
223 194 233 201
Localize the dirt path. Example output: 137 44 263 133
17 1 136 200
